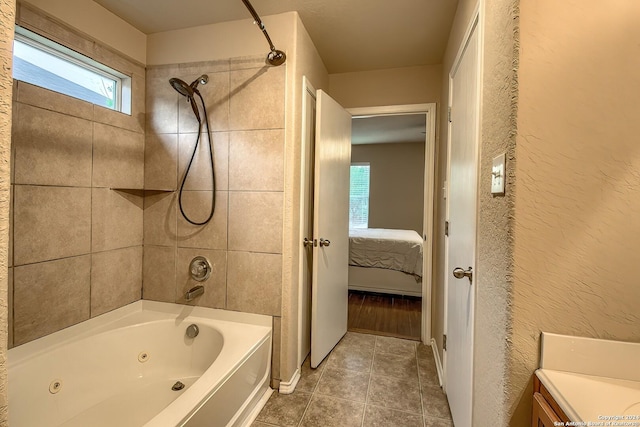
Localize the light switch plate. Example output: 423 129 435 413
491 153 506 195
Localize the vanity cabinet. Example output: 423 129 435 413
533 376 570 427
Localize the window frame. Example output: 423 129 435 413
13 25 131 113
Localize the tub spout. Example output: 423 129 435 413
185 285 204 301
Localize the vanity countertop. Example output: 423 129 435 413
536 332 640 425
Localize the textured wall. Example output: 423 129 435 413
434 0 518 425
510 0 640 424
329 65 442 109
474 0 518 425
351 142 425 233
9 5 146 347
0 0 15 422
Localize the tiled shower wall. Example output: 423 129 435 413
143 58 285 383
8 3 146 347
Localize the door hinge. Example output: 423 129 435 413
445 221 449 236
448 106 452 123
443 334 447 351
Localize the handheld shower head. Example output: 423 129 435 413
169 76 209 123
169 77 193 98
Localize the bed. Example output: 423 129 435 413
348 228 424 297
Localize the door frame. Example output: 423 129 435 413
442 0 483 416
347 103 437 345
297 76 317 368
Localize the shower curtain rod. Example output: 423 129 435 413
240 0 286 66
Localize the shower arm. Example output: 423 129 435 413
241 0 284 63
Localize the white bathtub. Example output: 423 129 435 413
8 300 273 427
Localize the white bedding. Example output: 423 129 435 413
348 228 423 277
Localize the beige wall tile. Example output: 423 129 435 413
92 42 145 77
8 267 12 349
145 133 178 191
178 131 229 191
176 248 226 309
229 66 285 130
14 186 91 266
91 246 142 317
228 192 283 253
229 130 284 191
229 55 270 71
93 123 144 188
177 191 227 250
91 188 143 252
9 185 12 268
131 72 146 119
143 245 176 303
146 67 179 134
178 71 230 133
13 255 91 345
14 104 92 187
94 105 144 134
17 82 93 120
179 60 230 75
143 192 177 247
227 251 281 316
11 101 17 185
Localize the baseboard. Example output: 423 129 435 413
431 338 444 387
278 368 300 394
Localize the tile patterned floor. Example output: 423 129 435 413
253 333 454 427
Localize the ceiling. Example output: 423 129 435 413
93 0 459 73
352 114 426 145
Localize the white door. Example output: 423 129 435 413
445 17 480 427
311 90 352 368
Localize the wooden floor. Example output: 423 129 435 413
347 290 422 340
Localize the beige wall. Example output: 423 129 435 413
146 13 294 66
0 0 15 422
329 65 442 109
510 0 640 424
9 5 146 347
280 13 329 385
20 0 146 64
351 142 425 233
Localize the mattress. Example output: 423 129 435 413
348 228 423 277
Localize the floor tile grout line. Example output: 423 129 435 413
416 341 427 422
296 358 329 427
361 336 378 427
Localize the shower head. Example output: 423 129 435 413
169 75 209 123
169 74 209 98
267 49 286 66
169 77 193 98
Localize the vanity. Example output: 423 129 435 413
533 333 640 427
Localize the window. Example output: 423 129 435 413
12 26 130 113
349 163 370 228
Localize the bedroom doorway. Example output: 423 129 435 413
296 90 437 372
347 104 437 344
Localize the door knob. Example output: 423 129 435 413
453 267 473 283
319 238 331 247
303 237 313 247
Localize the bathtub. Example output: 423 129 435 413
8 300 273 427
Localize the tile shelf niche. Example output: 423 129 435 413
110 188 175 196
